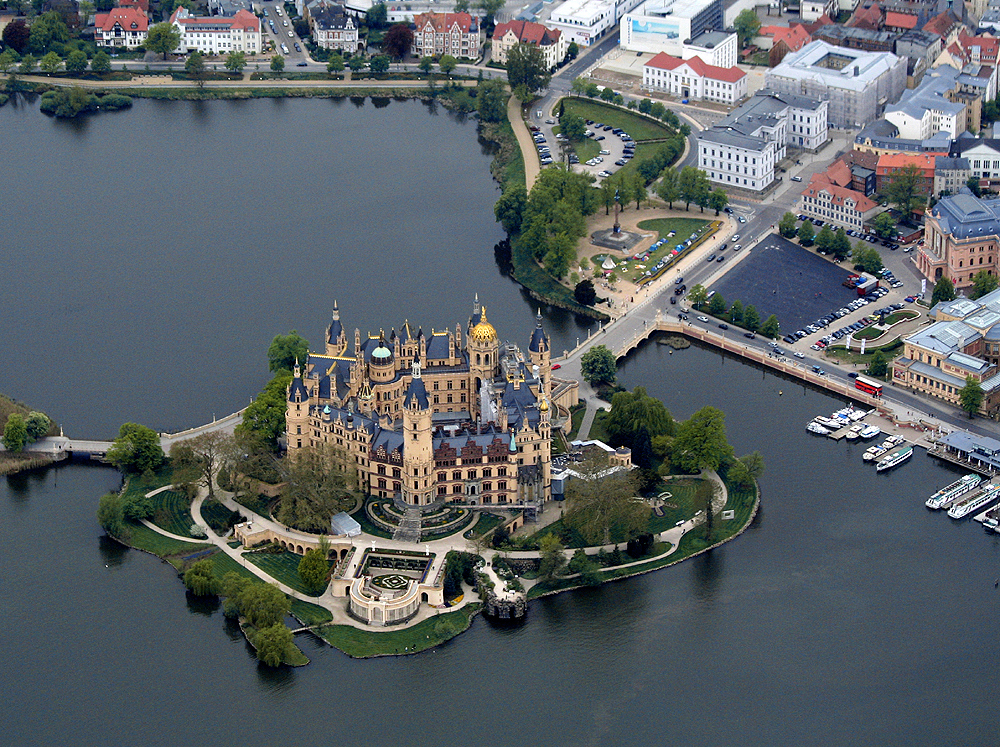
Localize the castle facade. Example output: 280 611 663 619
286 297 554 510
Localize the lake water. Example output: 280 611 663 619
2 98 998 747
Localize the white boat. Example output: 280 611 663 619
859 425 881 439
876 445 913 473
807 422 830 435
814 416 841 429
862 447 884 462
845 430 859 440
926 474 983 510
849 409 869 422
982 507 1000 531
948 483 1000 519
886 435 905 446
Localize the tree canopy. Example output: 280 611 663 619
931 276 956 306
574 278 596 306
298 547 330 593
2 414 28 453
277 444 355 532
605 386 674 452
872 211 896 239
564 453 648 545
237 370 293 451
671 406 733 474
506 42 550 97
146 22 180 59
733 9 761 48
268 331 309 373
476 78 506 123
960 376 984 418
107 422 164 475
382 23 413 59
580 345 616 386
970 270 999 300
883 164 926 219
779 212 798 238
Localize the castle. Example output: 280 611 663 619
285 297 559 512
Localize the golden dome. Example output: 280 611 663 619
539 398 549 413
470 306 497 344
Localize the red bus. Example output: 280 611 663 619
855 375 883 397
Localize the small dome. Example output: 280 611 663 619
372 341 393 363
539 398 549 413
471 306 497 344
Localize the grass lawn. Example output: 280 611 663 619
122 520 212 560
315 604 480 657
885 310 919 324
825 338 903 366
149 489 196 538
587 408 611 444
290 598 333 627
232 492 273 517
121 466 174 502
566 401 587 440
628 217 713 281
851 325 885 341
465 511 504 539
246 550 332 596
561 98 674 142
500 117 526 187
649 477 712 533
351 500 394 539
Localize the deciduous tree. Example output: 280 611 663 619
2 18 29 54
224 51 246 74
797 220 814 246
18 54 36 74
605 386 674 450
90 50 111 74
506 42 549 96
276 444 355 532
580 344 616 386
688 283 708 308
734 8 761 48
107 422 164 475
183 558 219 596
365 1 387 28
816 224 834 253
97 492 127 538
146 22 181 60
960 375 985 417
872 211 896 239
657 167 680 208
39 51 62 74
671 406 733 474
297 547 330 593
24 412 51 441
867 349 888 378
327 53 345 74
185 49 206 86
250 623 295 667
778 212 798 238
369 54 390 74
564 452 648 545
271 54 285 72
2 414 28 452
65 49 87 74
832 228 851 261
883 164 926 219
268 330 309 373
438 54 457 75
574 278 596 305
971 270 999 300
931 276 956 306
743 304 760 332
382 22 413 59
759 314 781 339
476 78 505 122
538 533 566 580
709 188 728 216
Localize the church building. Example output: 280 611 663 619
286 297 555 512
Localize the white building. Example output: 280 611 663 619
93 7 148 49
697 90 828 192
884 65 967 140
310 8 361 53
801 0 838 21
642 52 747 104
170 7 261 55
619 0 724 52
551 0 646 47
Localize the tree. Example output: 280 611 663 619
65 49 87 74
107 422 164 475
729 451 764 491
27 11 70 56
2 414 28 453
832 228 851 261
960 375 985 418
506 42 550 96
39 51 62 74
171 431 232 500
584 81 600 98
631 173 647 210
759 314 781 339
688 283 708 308
564 452 648 545
238 582 290 629
967 175 983 198
853 244 883 275
454 0 469 11
494 183 527 235
268 330 309 373
797 220 814 246
276 444 355 532
224 51 246 74
560 112 586 141
24 412 51 442
90 50 111 74
605 386 674 450
348 55 366 73
382 23 413 59
250 623 295 667
0 50 16 75
778 212 798 238
709 188 728 216
184 558 219 596
883 164 926 219
580 345 616 386
931 276 956 306
567 41 579 60
657 167 680 208
2 18 30 54
438 54 457 75
678 166 709 211
575 278 597 306
97 492 126 538
872 211 896 239
733 8 761 48
369 54 390 74
567 548 600 585
729 299 744 325
708 292 726 316
816 224 834 254
270 55 285 72
298 548 330 593
476 78 506 123
365 1 388 28
18 54 36 74
599 85 615 102
477 0 505 25
538 534 566 581
570 76 588 96
743 305 760 332
327 53 345 74
146 22 181 60
671 406 733 474
417 55 434 74
971 270 999 300
185 49 206 86
867 349 888 378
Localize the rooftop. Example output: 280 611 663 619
768 40 902 92
931 189 1000 241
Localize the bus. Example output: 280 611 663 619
855 375 883 397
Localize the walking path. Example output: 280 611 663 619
2 72 476 91
508 94 540 191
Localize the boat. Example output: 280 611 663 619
849 409 869 422
814 416 841 429
876 445 913 473
863 446 884 462
948 483 1000 519
886 435 904 446
859 424 881 439
845 429 860 440
926 474 983 510
807 422 830 435
982 506 1000 531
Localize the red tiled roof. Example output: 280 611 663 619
826 160 852 188
795 13 832 36
492 19 559 46
876 152 940 177
413 12 475 33
884 11 918 29
644 53 745 82
170 8 258 30
94 6 148 33
768 24 811 52
803 173 878 212
957 30 999 63
923 11 959 39
847 2 882 30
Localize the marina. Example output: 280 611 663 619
947 482 1000 519
926 474 983 510
876 445 914 473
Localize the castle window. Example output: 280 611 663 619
483 468 492 477
438 486 447 496
378 464 386 475
447 394 453 403
499 481 507 490
499 467 507 476
393 468 401 478
393 482 400 492
378 479 386 489
433 381 439 390
433 395 439 404
468 470 477 480
461 394 466 403
453 471 461 481
453 484 462 493
483 482 492 492
447 381 453 389
476 353 481 365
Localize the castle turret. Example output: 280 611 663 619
402 358 434 507
325 300 347 356
369 333 395 384
528 308 551 398
286 359 310 452
468 305 500 411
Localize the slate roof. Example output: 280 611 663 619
906 319 981 353
931 190 1000 241
492 19 560 47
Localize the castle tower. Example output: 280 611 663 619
325 301 347 356
528 309 551 398
369 333 395 384
468 304 500 415
286 358 310 452
402 358 434 507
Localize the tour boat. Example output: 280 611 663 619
948 483 1000 519
876 445 913 473
859 425 881 439
926 474 983 510
807 422 831 435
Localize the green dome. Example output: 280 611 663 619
372 344 392 362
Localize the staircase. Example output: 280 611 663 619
392 508 422 543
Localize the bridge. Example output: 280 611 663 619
21 408 246 463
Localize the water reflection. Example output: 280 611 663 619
185 591 221 617
349 96 365 108
371 97 390 109
690 549 723 607
255 659 297 691
98 535 129 567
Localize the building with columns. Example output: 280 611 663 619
286 298 556 512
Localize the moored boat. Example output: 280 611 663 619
876 444 913 473
926 474 983 510
948 483 1000 519
859 424 881 439
807 421 830 435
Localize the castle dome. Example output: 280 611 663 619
470 306 497 344
539 398 549 413
371 337 393 364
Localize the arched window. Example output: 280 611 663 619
476 353 481 365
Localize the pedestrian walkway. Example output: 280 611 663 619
508 93 540 190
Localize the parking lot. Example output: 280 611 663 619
709 234 858 331
529 117 636 180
